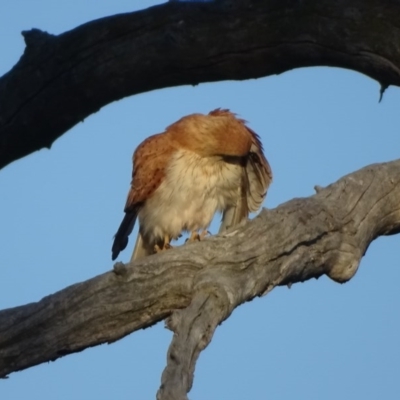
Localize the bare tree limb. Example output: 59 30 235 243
1 0 400 169
1 160 399 400
2 2 400 397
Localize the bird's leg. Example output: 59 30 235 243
164 234 172 250
154 234 172 253
186 231 200 242
199 229 211 240
186 230 211 243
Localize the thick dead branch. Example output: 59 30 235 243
1 0 400 169
158 290 231 400
1 160 399 400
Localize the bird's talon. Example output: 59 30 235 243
154 241 173 253
186 230 211 243
187 231 200 242
199 230 211 240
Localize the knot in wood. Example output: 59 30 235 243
326 241 361 283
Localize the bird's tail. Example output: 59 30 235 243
129 232 153 263
112 211 137 261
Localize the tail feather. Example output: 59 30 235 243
129 232 153 263
112 211 137 261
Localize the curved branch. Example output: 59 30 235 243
1 160 399 399
1 0 400 169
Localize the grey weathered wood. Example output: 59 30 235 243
1 160 400 400
2 1 400 398
1 0 400 169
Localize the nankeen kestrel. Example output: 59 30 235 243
111 109 272 261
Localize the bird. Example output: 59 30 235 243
111 109 272 261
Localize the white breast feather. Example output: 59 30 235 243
138 149 243 243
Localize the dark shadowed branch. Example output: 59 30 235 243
1 0 400 169
1 160 400 400
2 1 400 398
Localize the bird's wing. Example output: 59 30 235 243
245 129 272 213
112 132 175 261
125 133 173 210
217 113 272 233
219 166 249 232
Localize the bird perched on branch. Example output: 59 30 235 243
111 109 272 261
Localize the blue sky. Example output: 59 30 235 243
1 1 399 399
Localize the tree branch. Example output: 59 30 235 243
1 0 400 169
1 160 399 399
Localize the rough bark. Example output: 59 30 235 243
1 160 399 400
1 0 400 169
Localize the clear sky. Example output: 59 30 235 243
1 1 399 399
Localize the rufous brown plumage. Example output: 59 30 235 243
112 109 272 261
